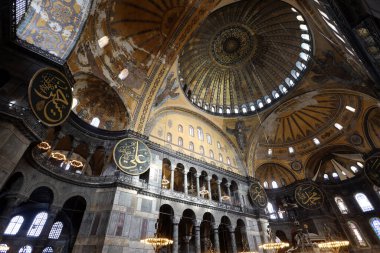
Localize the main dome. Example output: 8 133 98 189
178 0 312 116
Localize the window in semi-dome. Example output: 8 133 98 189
347 221 367 247
355 193 374 212
166 133 172 143
27 212 48 237
189 142 194 151
227 157 231 165
219 153 223 162
335 197 349 214
178 137 183 147
49 221 63 239
263 181 268 188
72 98 78 109
189 126 194 137
370 218 380 239
197 127 204 141
272 181 278 189
209 150 214 159
200 146 204 155
4 215 24 235
217 141 221 149
90 117 100 127
18 245 32 253
206 134 212 144
178 124 183 133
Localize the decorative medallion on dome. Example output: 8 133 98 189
295 183 324 210
179 0 312 116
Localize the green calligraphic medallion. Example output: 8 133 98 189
295 183 324 210
249 182 268 208
113 138 151 175
28 68 72 126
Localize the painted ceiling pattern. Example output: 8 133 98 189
178 0 312 115
17 0 90 59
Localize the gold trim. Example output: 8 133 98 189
28 67 73 127
113 138 152 176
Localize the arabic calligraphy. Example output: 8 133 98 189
29 68 72 126
295 183 323 210
113 138 151 175
249 183 268 208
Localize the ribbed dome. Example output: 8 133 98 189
179 0 312 116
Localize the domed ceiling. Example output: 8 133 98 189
178 0 312 116
72 73 129 131
256 163 296 188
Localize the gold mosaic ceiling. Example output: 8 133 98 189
178 0 312 115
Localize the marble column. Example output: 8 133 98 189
183 168 188 195
194 222 201 253
217 180 222 202
195 173 200 197
83 145 96 175
183 236 191 253
170 167 175 191
212 224 221 253
172 219 180 253
229 226 237 253
206 176 212 200
226 182 231 203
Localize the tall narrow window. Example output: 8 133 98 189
335 197 349 214
199 146 204 155
90 117 100 127
178 137 183 147
272 181 278 189
189 142 194 151
42 247 54 253
370 218 380 239
48 221 63 239
355 193 374 212
0 244 9 253
263 181 268 188
27 212 48 237
347 221 367 247
166 133 172 143
219 153 223 162
209 150 214 159
267 202 277 219
197 127 204 141
178 124 183 133
189 126 194 137
18 246 32 253
4 215 24 235
206 134 212 144
217 141 221 149
227 157 231 165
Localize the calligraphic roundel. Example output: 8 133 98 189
28 68 72 126
249 182 268 208
295 183 324 210
113 138 151 175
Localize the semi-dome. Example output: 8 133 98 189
179 0 312 116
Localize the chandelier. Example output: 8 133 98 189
140 219 173 252
37 141 51 151
221 193 230 201
317 240 349 249
70 159 84 168
161 174 170 186
50 151 66 161
200 185 209 196
259 242 289 250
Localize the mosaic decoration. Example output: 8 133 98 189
17 0 91 59
249 182 268 208
113 138 151 175
295 183 324 210
28 68 72 126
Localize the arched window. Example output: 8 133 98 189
227 157 231 165
217 141 221 149
197 127 204 141
18 246 32 253
0 244 9 253
90 117 100 127
178 124 183 133
206 134 212 144
166 133 172 143
178 137 183 147
209 150 214 159
347 221 367 247
189 126 194 137
71 98 78 109
219 153 223 162
42 247 53 253
355 193 374 212
49 221 63 239
199 146 204 155
263 181 268 188
4 215 24 235
267 202 277 219
335 197 349 214
27 212 48 237
189 142 194 151
370 218 380 239
272 181 278 189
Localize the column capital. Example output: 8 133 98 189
206 176 212 181
212 223 219 230
228 225 235 233
195 172 201 178
217 179 222 185
226 182 231 187
183 168 189 174
172 216 181 224
193 219 202 227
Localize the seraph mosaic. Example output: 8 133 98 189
16 0 91 59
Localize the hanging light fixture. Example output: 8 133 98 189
259 242 290 250
161 174 170 187
199 185 209 197
37 141 51 151
140 228 173 252
317 240 349 249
